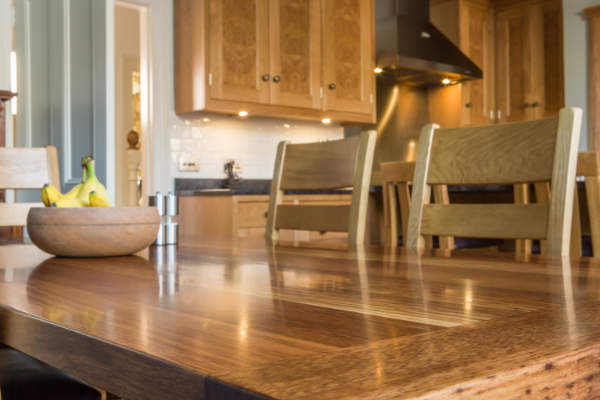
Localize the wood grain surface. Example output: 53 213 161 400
2 240 600 399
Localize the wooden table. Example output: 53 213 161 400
2 240 600 399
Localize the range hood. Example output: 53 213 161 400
376 0 482 87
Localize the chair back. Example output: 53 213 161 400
407 107 582 256
266 131 376 246
0 146 60 227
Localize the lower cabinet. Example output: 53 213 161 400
179 194 352 242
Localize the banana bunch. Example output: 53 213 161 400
41 156 111 208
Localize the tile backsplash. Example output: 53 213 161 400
170 115 344 179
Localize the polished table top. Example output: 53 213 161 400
2 240 600 399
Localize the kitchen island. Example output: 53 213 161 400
1 240 600 399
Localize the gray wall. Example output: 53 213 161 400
563 0 600 150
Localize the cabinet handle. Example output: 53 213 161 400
465 102 472 108
273 75 281 83
531 101 541 108
522 103 531 108
328 83 336 90
264 211 268 218
262 74 270 82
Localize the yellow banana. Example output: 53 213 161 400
77 156 111 207
41 184 50 206
63 183 82 199
51 198 85 208
89 191 110 207
41 184 63 206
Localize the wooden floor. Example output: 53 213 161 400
1 238 600 399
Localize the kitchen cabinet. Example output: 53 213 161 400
429 0 496 126
174 0 375 124
179 194 352 242
322 0 375 115
429 0 563 126
459 0 495 125
495 0 563 122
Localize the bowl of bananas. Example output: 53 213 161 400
27 156 160 257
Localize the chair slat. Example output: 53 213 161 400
275 205 350 232
428 117 558 185
280 136 361 190
0 148 56 189
421 204 549 239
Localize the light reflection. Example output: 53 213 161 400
464 280 473 315
376 85 399 136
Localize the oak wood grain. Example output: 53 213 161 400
3 240 600 399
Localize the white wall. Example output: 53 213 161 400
563 0 600 150
137 0 343 192
0 0 13 146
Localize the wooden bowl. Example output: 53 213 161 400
27 207 160 257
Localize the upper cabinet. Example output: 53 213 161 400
175 0 375 124
322 0 374 115
495 0 563 122
430 0 563 126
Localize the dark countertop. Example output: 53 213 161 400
175 178 514 196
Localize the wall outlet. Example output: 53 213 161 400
179 158 200 172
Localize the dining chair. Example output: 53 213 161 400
265 131 376 247
0 146 60 228
0 146 103 400
533 151 600 258
380 160 453 249
406 107 582 256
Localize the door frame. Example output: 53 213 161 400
114 0 152 206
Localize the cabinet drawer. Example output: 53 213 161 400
236 201 269 228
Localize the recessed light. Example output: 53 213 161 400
238 111 248 117
202 117 211 122
441 78 452 85
374 67 383 74
283 123 291 129
321 118 332 125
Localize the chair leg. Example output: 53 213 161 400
586 176 600 257
570 186 582 257
534 182 551 255
514 183 532 256
433 185 454 250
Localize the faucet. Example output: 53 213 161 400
224 159 241 189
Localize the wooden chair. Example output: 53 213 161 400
533 151 600 258
406 107 582 256
0 146 60 228
265 131 376 247
0 146 104 400
380 160 453 249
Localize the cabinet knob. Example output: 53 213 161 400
273 75 281 83
465 102 472 108
264 211 268 218
328 83 336 90
262 74 270 82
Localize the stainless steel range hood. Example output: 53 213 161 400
376 0 482 87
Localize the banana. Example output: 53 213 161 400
42 184 63 206
51 198 85 208
63 183 82 199
88 190 110 207
76 156 111 207
41 184 50 206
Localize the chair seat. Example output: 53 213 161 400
0 345 100 400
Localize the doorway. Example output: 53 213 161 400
114 1 150 206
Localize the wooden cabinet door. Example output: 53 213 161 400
269 0 321 109
541 0 564 118
321 0 374 116
495 4 545 122
208 0 270 104
460 1 495 125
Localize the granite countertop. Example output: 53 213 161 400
175 179 354 196
175 178 515 196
